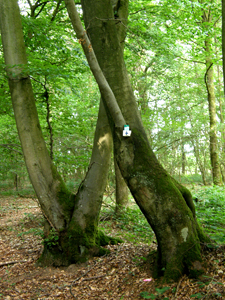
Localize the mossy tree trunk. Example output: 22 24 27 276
0 0 114 266
78 0 210 280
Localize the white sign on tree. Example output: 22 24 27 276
123 125 131 137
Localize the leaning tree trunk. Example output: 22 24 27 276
71 0 210 280
0 0 74 231
0 0 115 266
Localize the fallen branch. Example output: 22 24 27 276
0 260 27 267
173 276 184 300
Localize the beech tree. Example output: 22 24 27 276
0 0 210 281
0 0 115 268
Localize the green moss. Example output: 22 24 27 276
162 237 203 282
97 230 123 246
37 243 68 267
50 163 75 221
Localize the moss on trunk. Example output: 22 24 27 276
37 218 122 267
114 127 210 281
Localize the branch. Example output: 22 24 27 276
0 144 23 155
51 0 64 21
176 56 205 65
204 62 213 96
64 0 125 128
214 16 222 27
0 260 27 267
34 1 49 18
129 8 146 15
27 0 32 9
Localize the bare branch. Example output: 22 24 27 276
176 56 205 65
51 0 64 21
0 144 23 155
34 1 49 18
0 260 27 267
204 62 213 96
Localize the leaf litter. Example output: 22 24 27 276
0 196 225 299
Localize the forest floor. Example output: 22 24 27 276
0 196 225 300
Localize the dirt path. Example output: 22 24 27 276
0 196 225 299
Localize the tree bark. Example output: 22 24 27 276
78 0 210 280
114 156 129 214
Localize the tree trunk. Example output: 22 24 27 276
114 156 129 214
0 0 74 231
39 100 115 266
0 0 115 266
78 0 210 280
203 12 222 185
181 142 186 175
222 0 225 95
188 114 207 185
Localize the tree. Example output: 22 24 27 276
0 0 115 267
0 0 210 281
65 0 210 280
202 4 222 185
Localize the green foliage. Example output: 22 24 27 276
194 186 225 244
43 228 59 248
0 0 222 189
190 293 204 299
174 174 204 185
140 287 170 299
140 291 153 299
100 204 154 244
17 227 43 237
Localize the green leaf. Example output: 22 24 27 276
190 293 204 299
155 287 170 294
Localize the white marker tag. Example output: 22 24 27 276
123 125 132 137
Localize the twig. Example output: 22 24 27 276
81 274 106 282
173 276 184 300
204 62 213 96
32 197 58 232
0 260 27 267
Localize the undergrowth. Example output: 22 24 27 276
2 184 225 247
193 185 225 245
99 203 155 244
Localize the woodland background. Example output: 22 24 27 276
1 0 225 299
0 0 224 191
